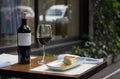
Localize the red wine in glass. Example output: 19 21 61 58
38 37 51 45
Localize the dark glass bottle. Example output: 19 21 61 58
17 13 31 64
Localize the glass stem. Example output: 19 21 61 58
42 45 45 62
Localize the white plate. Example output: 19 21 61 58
46 57 85 71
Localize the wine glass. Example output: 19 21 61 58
37 24 52 64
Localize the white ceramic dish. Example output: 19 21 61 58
46 57 85 71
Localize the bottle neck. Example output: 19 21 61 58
22 18 27 25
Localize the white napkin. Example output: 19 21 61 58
0 53 18 67
0 60 11 68
0 53 36 68
84 57 104 64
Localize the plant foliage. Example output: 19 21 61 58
85 0 120 58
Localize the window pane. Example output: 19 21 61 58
0 0 34 47
0 0 80 48
39 0 80 40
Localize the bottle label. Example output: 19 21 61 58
18 33 31 46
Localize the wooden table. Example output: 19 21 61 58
0 56 107 79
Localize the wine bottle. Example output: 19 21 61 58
17 12 31 64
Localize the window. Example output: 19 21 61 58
0 0 89 54
0 0 34 47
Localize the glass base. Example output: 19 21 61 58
38 60 47 64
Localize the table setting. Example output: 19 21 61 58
31 54 104 76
